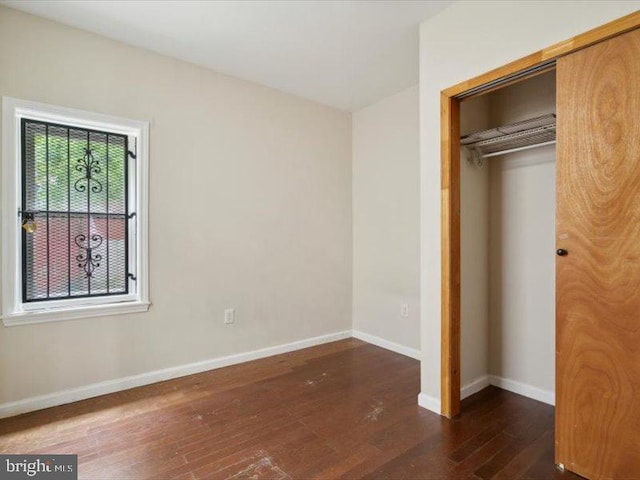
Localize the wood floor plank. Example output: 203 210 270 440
447 431 514 479
492 429 554 480
473 410 554 480
0 340 581 480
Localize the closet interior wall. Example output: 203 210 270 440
460 71 557 403
460 95 491 392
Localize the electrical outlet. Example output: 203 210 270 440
224 308 235 324
401 303 409 318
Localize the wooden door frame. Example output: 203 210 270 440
440 10 640 419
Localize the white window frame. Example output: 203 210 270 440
2 97 150 326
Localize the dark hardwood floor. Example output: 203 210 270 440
0 339 580 480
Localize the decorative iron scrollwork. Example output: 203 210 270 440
75 233 103 278
74 148 103 193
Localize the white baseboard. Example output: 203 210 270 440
417 392 441 415
419 374 554 417
0 328 555 419
460 375 555 405
351 330 420 360
461 375 491 400
417 378 488 416
489 375 555 406
0 330 352 419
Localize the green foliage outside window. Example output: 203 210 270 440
30 134 126 212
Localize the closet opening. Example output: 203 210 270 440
458 70 557 413
440 14 640 477
440 12 640 420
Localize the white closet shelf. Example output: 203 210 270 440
461 113 556 164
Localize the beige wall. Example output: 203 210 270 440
419 0 640 410
459 95 490 388
0 6 352 405
487 72 556 396
352 86 420 351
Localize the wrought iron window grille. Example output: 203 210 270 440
20 118 136 302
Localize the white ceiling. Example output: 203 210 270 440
1 0 452 111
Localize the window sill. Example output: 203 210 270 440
1 300 150 327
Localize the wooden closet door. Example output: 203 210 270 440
556 27 640 479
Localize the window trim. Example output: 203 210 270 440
2 97 150 326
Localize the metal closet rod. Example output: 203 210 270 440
481 140 556 158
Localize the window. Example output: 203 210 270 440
2 98 149 325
